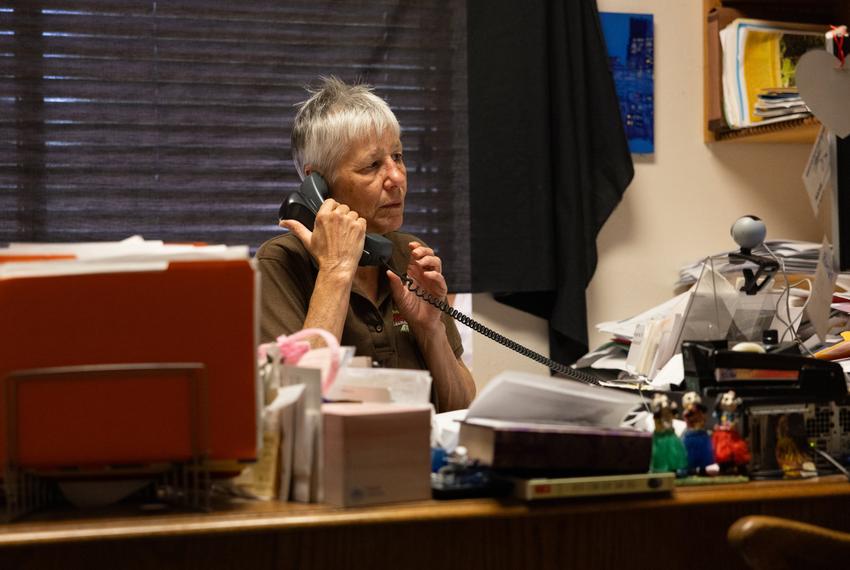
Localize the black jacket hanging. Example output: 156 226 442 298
468 0 634 364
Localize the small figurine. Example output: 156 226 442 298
650 393 688 475
774 414 815 479
711 390 751 475
681 391 718 476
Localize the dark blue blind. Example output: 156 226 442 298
0 0 470 290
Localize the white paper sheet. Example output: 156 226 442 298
283 366 322 503
466 370 642 428
596 291 690 341
802 125 832 216
806 238 838 341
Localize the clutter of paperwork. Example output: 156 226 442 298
591 249 830 387
326 367 433 406
676 240 824 289
250 327 435 504
249 331 331 503
458 371 651 475
596 292 690 341
466 370 642 429
720 18 825 129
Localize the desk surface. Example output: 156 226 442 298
1 475 849 569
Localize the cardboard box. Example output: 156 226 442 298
322 403 431 507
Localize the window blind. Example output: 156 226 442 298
0 0 470 290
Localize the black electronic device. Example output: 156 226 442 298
280 173 394 267
834 131 850 271
681 340 848 402
828 32 850 272
278 173 601 385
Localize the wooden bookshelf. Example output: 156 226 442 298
703 0 848 143
712 116 822 143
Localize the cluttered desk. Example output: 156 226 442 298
0 475 848 570
1 223 850 570
1 6 849 568
583 217 850 483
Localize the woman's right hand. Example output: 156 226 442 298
280 198 366 277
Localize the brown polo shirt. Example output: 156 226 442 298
256 231 463 371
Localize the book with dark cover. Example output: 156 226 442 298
459 418 652 476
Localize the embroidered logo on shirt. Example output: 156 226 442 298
392 309 409 333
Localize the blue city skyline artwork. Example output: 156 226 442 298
600 12 654 154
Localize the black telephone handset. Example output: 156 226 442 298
279 172 394 267
277 173 600 386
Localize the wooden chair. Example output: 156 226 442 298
729 515 850 569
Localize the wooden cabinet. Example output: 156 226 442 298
703 0 849 143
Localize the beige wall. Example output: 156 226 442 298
468 0 825 388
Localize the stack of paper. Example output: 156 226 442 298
596 292 691 342
594 259 817 389
458 371 651 474
754 88 810 119
0 235 248 277
720 18 825 129
676 240 823 288
466 370 643 428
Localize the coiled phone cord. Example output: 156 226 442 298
386 266 601 386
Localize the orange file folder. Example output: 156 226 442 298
0 259 258 471
8 364 205 469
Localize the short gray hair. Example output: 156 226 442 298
291 77 400 183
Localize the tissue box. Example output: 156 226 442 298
322 403 432 507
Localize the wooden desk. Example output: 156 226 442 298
1 476 849 570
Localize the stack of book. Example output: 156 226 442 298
460 418 651 475
754 88 810 120
718 18 825 129
456 371 674 500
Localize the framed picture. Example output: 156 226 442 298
600 12 655 154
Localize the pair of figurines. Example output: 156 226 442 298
650 390 750 476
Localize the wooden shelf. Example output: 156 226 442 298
702 0 848 143
712 116 822 143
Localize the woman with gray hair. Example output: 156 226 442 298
257 77 475 412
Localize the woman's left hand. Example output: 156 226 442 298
387 241 446 336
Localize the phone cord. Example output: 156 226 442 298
387 267 600 386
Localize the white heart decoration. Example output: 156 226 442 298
797 49 850 138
